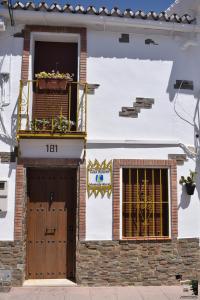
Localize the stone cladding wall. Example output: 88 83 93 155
0 241 25 291
0 238 199 288
76 239 200 286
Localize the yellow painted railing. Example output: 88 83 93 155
17 80 88 139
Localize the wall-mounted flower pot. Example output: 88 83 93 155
37 78 69 90
185 183 196 195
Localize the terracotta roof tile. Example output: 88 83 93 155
1 1 195 24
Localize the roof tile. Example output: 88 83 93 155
1 1 195 24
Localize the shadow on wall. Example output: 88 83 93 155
177 94 200 207
178 186 192 210
193 97 200 201
0 35 22 154
195 155 200 201
88 30 200 102
90 30 200 196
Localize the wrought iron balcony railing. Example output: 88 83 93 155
17 80 88 139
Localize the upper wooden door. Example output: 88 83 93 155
33 41 78 122
34 41 78 80
26 169 76 279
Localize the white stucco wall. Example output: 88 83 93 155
0 26 23 152
87 30 199 144
0 26 22 241
0 163 16 240
0 21 200 241
86 147 200 240
86 29 200 240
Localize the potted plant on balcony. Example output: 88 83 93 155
53 116 75 133
35 71 74 90
179 170 197 195
30 118 50 131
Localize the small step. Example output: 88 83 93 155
23 279 77 287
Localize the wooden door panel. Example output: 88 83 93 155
27 174 47 279
27 169 76 280
34 42 78 80
66 175 76 278
33 42 78 122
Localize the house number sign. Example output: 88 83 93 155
46 144 58 153
87 160 112 198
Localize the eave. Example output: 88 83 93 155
0 8 198 34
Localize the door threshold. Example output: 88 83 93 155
23 279 77 287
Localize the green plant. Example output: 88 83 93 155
35 70 74 81
30 118 50 130
30 116 75 133
53 116 75 133
179 170 197 185
189 280 198 296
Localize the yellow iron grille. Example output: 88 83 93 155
122 168 169 238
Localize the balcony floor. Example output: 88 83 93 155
17 130 86 139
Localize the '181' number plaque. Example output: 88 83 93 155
46 144 58 153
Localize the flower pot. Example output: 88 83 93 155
185 183 196 195
37 78 69 90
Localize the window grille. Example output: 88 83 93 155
122 168 169 238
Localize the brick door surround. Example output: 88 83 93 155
16 25 87 241
14 158 86 241
112 159 178 240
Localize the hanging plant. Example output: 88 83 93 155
179 170 197 195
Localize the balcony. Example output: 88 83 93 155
17 80 88 139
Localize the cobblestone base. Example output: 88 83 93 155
76 238 200 286
0 241 25 290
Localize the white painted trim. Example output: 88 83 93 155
27 32 81 118
119 167 123 240
168 168 172 238
30 31 80 81
0 9 198 34
87 139 181 146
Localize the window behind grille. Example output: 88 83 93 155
122 168 169 238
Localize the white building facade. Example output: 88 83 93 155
0 0 199 287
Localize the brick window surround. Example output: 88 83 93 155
21 25 87 82
14 158 86 241
113 159 178 240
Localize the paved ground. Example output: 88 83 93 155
0 286 197 300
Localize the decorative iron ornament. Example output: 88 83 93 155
87 160 112 198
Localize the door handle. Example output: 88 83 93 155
48 192 54 210
45 228 56 235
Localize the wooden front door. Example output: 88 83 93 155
26 169 76 279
